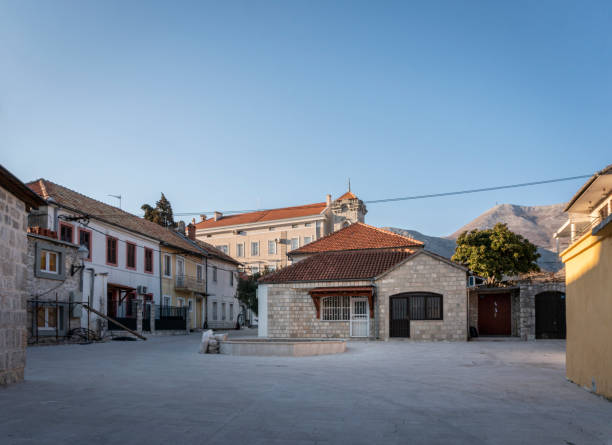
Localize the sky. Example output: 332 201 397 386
1 0 610 236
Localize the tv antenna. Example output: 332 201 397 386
108 194 122 209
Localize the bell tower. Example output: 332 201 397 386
331 181 367 232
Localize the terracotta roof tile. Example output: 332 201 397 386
260 249 413 283
195 202 327 230
337 191 358 200
289 222 423 255
27 179 204 256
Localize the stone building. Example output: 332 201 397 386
0 165 45 385
194 189 367 273
25 229 81 344
468 272 566 341
258 224 469 341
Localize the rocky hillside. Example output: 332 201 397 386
384 203 567 272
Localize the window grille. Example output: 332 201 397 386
409 294 442 320
321 296 350 321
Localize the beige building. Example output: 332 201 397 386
194 191 366 273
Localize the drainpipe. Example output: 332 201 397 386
158 248 163 306
371 279 379 340
203 255 208 329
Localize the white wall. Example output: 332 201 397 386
257 284 268 337
205 257 240 329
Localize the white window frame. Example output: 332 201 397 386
304 236 312 245
196 264 203 282
163 254 172 278
251 241 259 256
162 295 171 306
176 256 185 278
215 245 229 254
290 237 299 251
321 296 351 321
212 301 218 320
40 250 59 274
316 221 322 239
236 243 244 257
268 240 276 255
36 305 63 331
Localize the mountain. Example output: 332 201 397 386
447 203 566 250
384 203 567 272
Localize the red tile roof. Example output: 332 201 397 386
194 202 327 230
27 179 204 256
289 222 423 255
193 239 242 266
337 191 358 200
259 249 413 283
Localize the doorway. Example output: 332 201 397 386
478 293 511 336
535 292 566 339
350 298 369 337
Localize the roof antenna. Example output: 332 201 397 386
108 194 122 209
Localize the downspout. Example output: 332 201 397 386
158 247 163 306
371 278 379 340
203 255 208 329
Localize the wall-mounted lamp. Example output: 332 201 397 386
71 245 90 276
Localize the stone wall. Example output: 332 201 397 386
518 282 566 341
377 253 468 341
25 234 80 343
266 281 371 338
0 185 29 385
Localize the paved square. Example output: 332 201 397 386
2 332 611 445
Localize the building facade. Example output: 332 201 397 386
194 191 366 273
0 165 45 385
555 165 612 399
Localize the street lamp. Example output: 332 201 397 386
71 245 89 276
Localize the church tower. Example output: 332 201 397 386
331 182 367 231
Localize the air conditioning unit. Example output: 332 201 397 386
137 285 148 295
467 276 477 288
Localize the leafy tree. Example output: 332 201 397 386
141 193 176 228
237 272 261 315
451 223 540 284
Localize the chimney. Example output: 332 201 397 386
214 211 222 221
326 194 332 207
187 224 196 241
199 214 207 222
191 218 196 224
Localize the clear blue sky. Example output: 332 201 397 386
1 0 610 236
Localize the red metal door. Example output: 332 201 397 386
478 294 511 336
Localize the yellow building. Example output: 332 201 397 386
160 235 207 330
555 164 612 399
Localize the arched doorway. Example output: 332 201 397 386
535 291 566 339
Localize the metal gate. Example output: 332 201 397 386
536 292 566 339
350 298 369 337
478 294 511 336
108 300 138 331
390 296 410 337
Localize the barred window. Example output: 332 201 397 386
321 296 350 321
410 293 443 320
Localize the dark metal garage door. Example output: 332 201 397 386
390 296 410 337
536 292 566 339
478 293 511 336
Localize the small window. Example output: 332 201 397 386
144 248 154 273
268 240 276 255
291 224 298 228
162 296 171 306
305 222 312 227
303 236 312 245
229 271 234 286
196 264 203 282
78 228 92 261
126 243 136 270
188 300 193 312
212 302 218 320
321 296 350 321
251 241 259 256
230 303 234 321
163 254 172 277
268 264 276 272
37 305 64 331
216 245 229 254
410 294 443 320
222 303 226 320
59 222 74 243
213 266 218 282
106 236 118 266
268 227 275 231
236 243 244 257
40 250 59 274
316 221 322 239
290 237 299 251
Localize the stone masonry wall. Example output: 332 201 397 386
0 185 29 385
25 234 80 343
267 281 372 338
377 254 468 341
518 282 565 341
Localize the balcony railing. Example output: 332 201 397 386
175 274 206 293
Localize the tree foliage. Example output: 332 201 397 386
451 223 540 284
237 273 261 315
141 193 176 228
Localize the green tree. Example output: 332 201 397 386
451 223 540 284
237 272 261 315
141 193 176 228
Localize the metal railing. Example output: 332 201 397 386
174 274 206 293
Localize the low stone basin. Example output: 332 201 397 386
219 338 346 357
